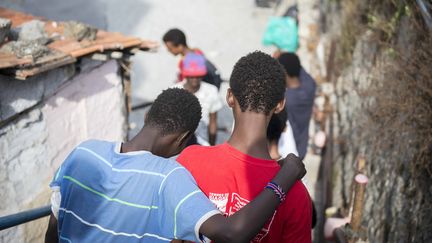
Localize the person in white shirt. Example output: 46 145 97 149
173 52 223 145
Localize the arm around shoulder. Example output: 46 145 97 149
199 154 306 242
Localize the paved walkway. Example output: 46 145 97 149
128 1 322 197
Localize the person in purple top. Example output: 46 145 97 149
277 53 316 160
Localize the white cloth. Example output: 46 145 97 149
278 120 299 157
173 81 223 143
50 186 61 219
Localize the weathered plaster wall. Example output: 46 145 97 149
0 65 76 122
320 1 432 242
0 60 128 242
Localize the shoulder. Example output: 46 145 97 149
64 139 103 158
54 140 112 182
182 144 222 155
178 145 210 160
77 139 111 150
280 180 312 215
177 145 221 166
279 181 311 209
300 69 316 88
163 159 194 179
71 139 116 159
192 48 204 55
160 159 199 191
288 181 311 198
200 82 218 94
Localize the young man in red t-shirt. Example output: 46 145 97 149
163 28 222 89
177 51 312 242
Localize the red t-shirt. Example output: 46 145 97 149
177 143 312 243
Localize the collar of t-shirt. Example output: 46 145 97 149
114 142 151 156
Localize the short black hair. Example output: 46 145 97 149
277 52 301 77
229 51 286 114
162 28 187 47
145 88 201 135
267 108 287 142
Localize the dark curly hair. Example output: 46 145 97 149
277 52 301 77
145 88 201 135
162 28 187 47
229 51 286 114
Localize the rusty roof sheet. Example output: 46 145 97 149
0 8 155 79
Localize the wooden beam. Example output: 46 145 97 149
14 55 76 79
348 174 368 243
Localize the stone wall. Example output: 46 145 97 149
320 1 432 242
0 60 128 242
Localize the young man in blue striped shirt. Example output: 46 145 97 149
45 88 305 243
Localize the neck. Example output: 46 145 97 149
268 141 280 160
121 126 160 155
228 111 272 160
287 76 300 89
184 82 200 93
181 47 192 56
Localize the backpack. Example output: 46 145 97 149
262 16 299 52
202 58 222 90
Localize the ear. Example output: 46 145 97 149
284 74 290 86
274 98 286 114
226 88 235 108
177 130 192 147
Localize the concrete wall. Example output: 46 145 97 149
0 60 128 242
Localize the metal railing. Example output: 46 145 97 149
0 205 51 231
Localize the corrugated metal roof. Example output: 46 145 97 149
0 8 155 79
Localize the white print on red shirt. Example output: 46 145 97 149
229 193 249 215
209 193 229 215
252 212 276 242
209 192 276 242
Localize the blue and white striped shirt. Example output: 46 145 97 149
50 140 220 242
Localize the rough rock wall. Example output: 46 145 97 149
0 60 128 242
320 1 432 242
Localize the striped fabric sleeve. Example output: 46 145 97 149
50 148 78 188
158 167 220 242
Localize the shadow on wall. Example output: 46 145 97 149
0 65 76 122
0 60 119 122
0 0 151 32
0 0 107 29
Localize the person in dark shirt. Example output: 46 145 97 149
277 53 316 159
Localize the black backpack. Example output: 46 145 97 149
202 59 223 90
